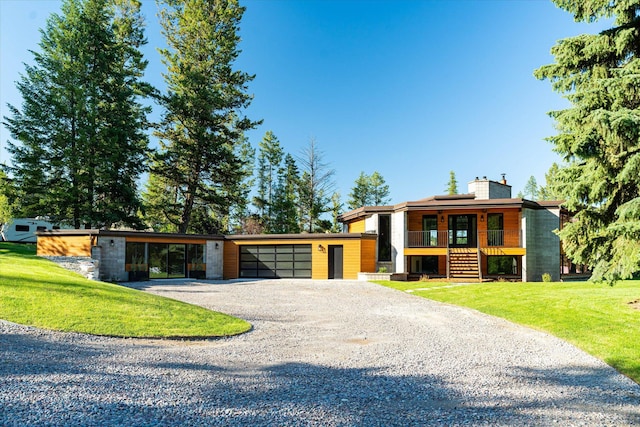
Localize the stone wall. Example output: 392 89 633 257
96 236 127 282
206 240 224 279
522 208 560 282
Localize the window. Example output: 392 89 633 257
378 214 391 262
487 213 504 246
125 242 146 265
422 215 438 246
410 256 439 275
488 256 518 275
15 225 29 232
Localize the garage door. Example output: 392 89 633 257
240 244 312 278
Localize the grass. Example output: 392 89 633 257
375 279 640 384
0 242 251 338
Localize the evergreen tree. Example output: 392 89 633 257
271 154 300 234
151 0 259 233
253 131 283 230
370 171 390 205
535 0 640 282
297 138 335 233
446 170 458 195
329 191 343 233
347 170 390 209
0 171 15 224
539 163 564 201
3 0 150 228
522 176 539 201
347 172 372 209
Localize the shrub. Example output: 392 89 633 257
419 274 430 282
542 273 552 282
378 266 388 273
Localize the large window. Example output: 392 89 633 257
125 242 146 266
487 256 518 275
410 256 439 275
149 243 187 279
378 214 391 262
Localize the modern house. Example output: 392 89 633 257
35 176 571 283
338 177 564 282
36 229 377 281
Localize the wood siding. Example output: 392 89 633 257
37 235 93 257
125 236 208 244
360 239 377 273
348 219 365 233
407 208 521 247
224 236 374 280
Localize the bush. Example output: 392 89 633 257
542 273 552 282
378 266 388 273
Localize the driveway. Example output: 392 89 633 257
1 279 639 426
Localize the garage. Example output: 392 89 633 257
239 244 312 278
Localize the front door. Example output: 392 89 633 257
448 215 477 248
328 245 344 279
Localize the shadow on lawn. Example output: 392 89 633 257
1 330 639 426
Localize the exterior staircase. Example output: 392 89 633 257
448 250 480 280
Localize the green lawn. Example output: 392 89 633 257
376 279 640 384
0 242 251 338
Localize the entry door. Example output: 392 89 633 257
448 215 477 247
328 245 344 279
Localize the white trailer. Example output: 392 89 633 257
1 218 54 243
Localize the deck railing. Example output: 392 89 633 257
406 229 521 248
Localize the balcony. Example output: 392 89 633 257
406 230 521 248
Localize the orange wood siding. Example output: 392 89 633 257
360 239 376 273
348 220 365 233
125 236 208 244
224 236 374 280
223 240 239 279
37 235 93 257
407 208 521 247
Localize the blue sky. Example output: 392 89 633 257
0 0 608 205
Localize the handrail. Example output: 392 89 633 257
406 229 521 248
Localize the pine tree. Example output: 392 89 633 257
369 171 390 205
329 191 343 233
254 131 283 231
3 0 150 229
297 138 335 233
271 154 300 234
446 170 458 195
347 172 372 209
535 0 640 282
347 171 390 209
522 176 539 201
151 0 260 233
539 163 564 201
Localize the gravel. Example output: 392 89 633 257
1 279 639 426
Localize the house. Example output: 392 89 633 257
35 176 571 283
338 176 564 282
36 229 377 281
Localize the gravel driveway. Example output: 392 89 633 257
1 279 639 426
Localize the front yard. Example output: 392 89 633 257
376 279 640 384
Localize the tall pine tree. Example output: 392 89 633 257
297 138 335 233
253 130 283 231
535 0 640 282
3 0 150 228
151 0 259 233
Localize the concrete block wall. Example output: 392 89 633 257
522 208 561 282
96 236 127 282
468 178 512 200
206 240 224 279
